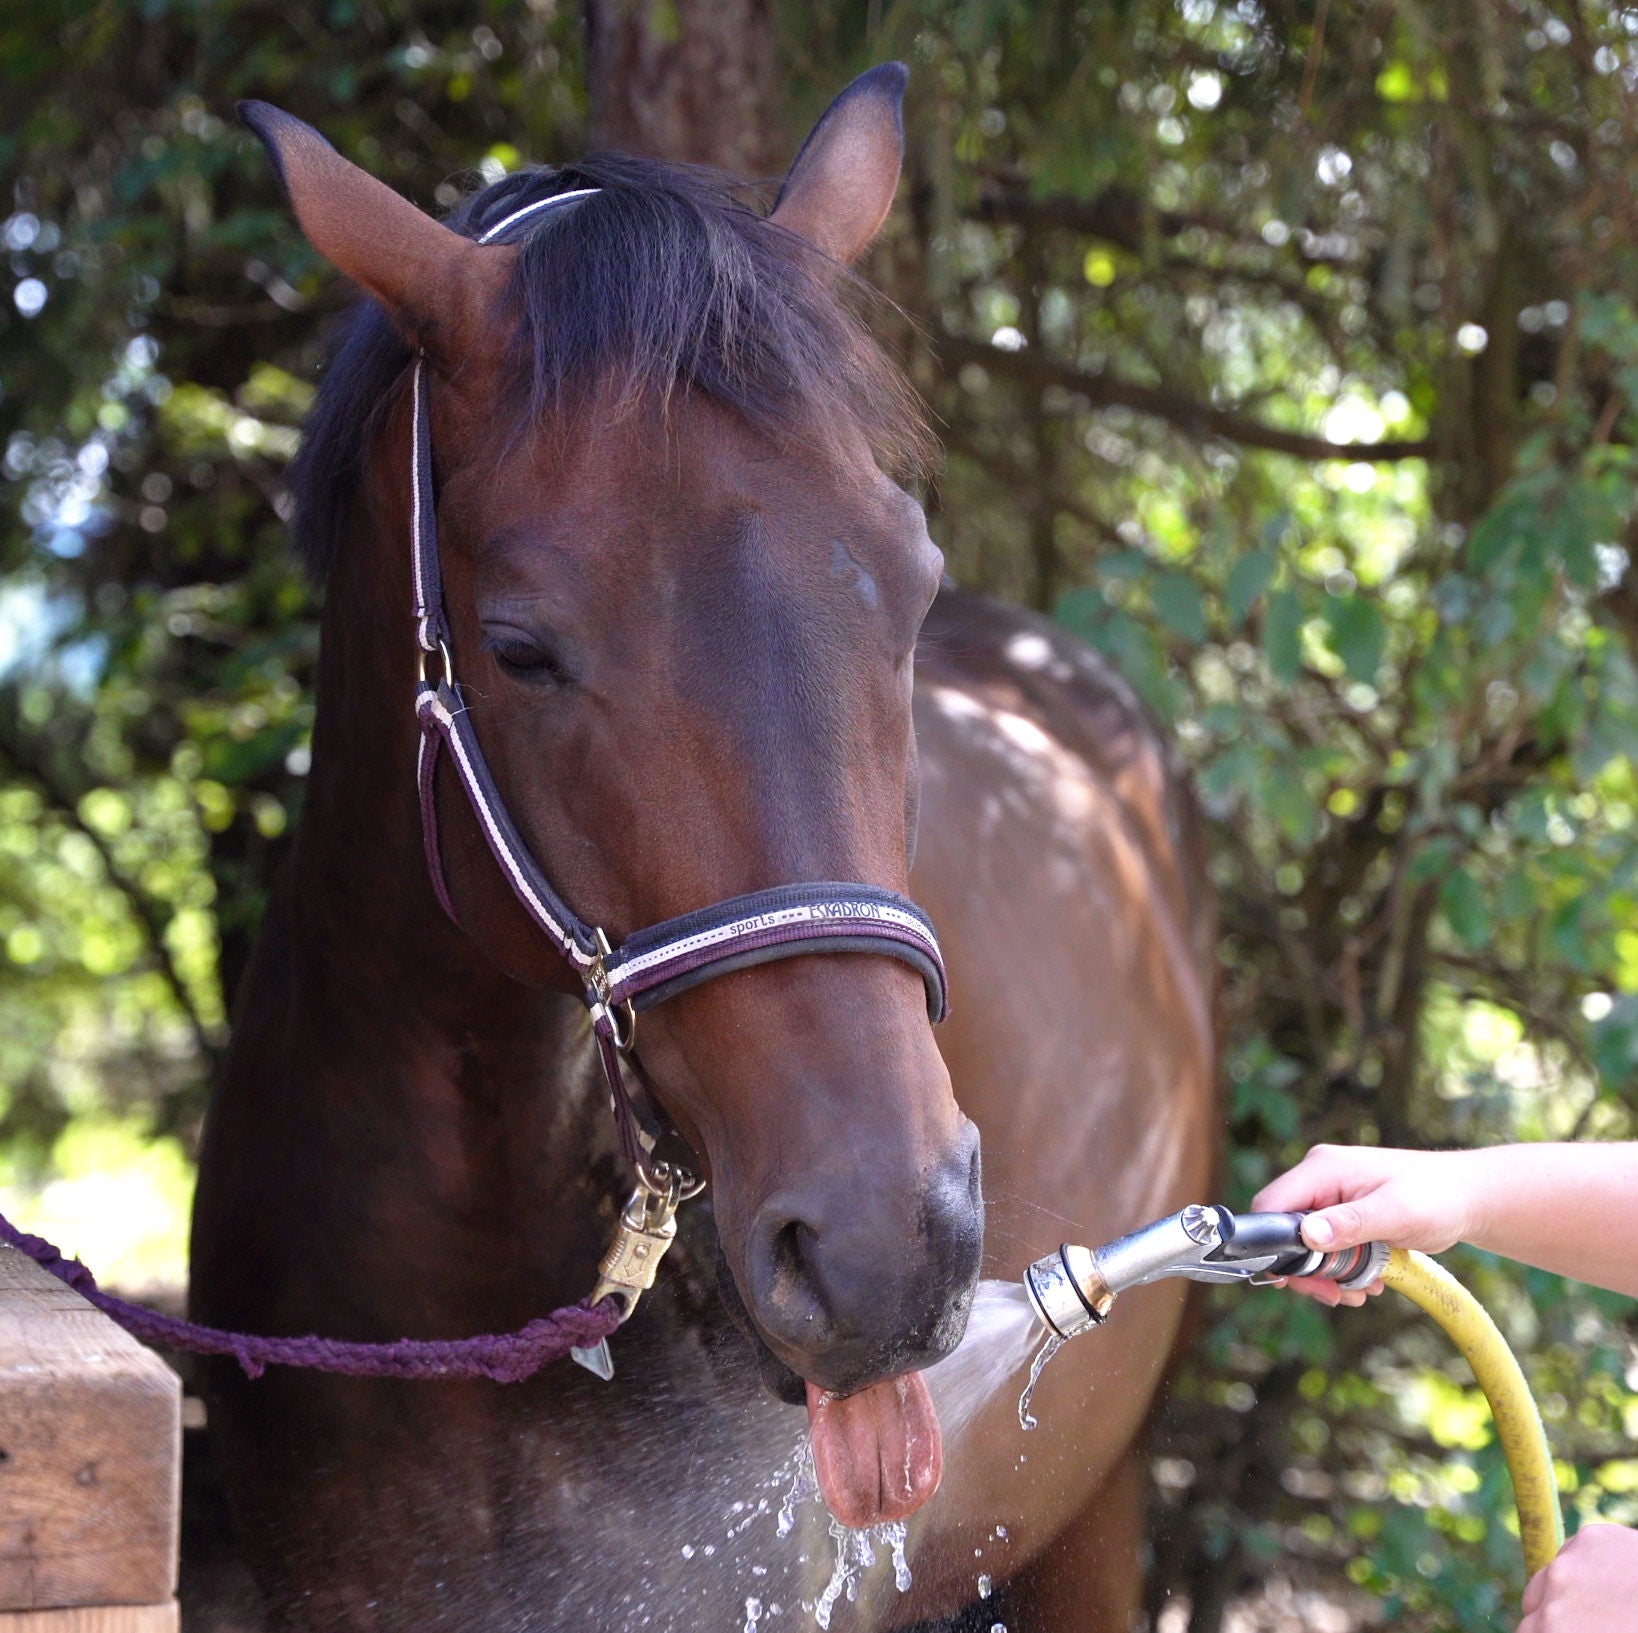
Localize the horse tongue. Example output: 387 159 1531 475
806 1372 943 1530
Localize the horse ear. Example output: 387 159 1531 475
770 63 907 268
238 101 510 356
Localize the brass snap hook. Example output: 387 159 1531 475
586 1175 683 1324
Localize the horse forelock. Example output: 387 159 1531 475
289 151 934 581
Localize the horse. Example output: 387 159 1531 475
190 64 1216 1633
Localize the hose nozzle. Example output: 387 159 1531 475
1024 1205 1388 1340
1024 1243 1114 1339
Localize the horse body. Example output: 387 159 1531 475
191 70 1215 1633
901 592 1215 1627
193 587 1213 1632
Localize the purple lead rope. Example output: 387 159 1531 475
0 1210 620 1384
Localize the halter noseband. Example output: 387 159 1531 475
408 187 949 1201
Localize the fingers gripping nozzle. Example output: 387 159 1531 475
1024 1206 1388 1340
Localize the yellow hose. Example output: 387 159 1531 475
1379 1247 1564 1577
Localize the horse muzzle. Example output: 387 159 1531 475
741 1115 983 1395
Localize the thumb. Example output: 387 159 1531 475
1300 1186 1418 1251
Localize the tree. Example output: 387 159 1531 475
586 0 781 172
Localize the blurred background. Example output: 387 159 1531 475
3 2 1637 1628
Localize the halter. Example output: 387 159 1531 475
408 187 950 1213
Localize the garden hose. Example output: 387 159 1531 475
1379 1246 1563 1576
1025 1206 1565 1577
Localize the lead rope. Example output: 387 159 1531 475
0 1210 621 1382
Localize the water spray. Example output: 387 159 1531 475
1023 1205 1564 1577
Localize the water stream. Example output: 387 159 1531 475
1015 1332 1066 1432
922 1279 1047 1443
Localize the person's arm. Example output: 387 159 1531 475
1251 1141 1638 1301
1518 1524 1638 1632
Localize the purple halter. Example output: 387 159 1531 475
409 187 949 1191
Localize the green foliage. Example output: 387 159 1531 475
2 1 1637 1628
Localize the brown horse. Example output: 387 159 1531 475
191 66 1216 1632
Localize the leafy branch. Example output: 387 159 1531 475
933 330 1435 463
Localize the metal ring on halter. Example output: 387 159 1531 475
637 1156 706 1207
417 638 455 689
590 928 638 1051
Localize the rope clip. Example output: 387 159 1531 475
570 1161 700 1382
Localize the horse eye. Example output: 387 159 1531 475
482 630 575 686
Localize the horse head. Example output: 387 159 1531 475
243 66 982 1526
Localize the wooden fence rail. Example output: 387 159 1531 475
0 1245 179 1631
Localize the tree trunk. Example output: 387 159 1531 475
584 0 781 176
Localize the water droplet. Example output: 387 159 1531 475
1017 1333 1065 1431
978 1574 993 1598
742 1595 763 1633
777 1439 818 1538
702 1544 716 1557
990 1623 1008 1632
680 1545 695 1559
995 1524 1009 1540
814 1524 850 1629
770 1431 912 1618
883 1520 913 1592
813 1515 913 1625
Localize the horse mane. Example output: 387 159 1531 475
289 151 936 579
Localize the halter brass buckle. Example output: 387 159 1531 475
587 1168 684 1319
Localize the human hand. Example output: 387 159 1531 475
1518 1523 1638 1632
1251 1144 1483 1308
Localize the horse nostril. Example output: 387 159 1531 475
770 1218 824 1309
751 1210 836 1346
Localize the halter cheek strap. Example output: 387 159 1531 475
409 187 949 1188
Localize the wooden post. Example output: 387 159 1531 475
0 1245 180 1632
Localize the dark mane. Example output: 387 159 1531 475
288 152 935 579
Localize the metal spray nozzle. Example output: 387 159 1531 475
1024 1205 1389 1340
